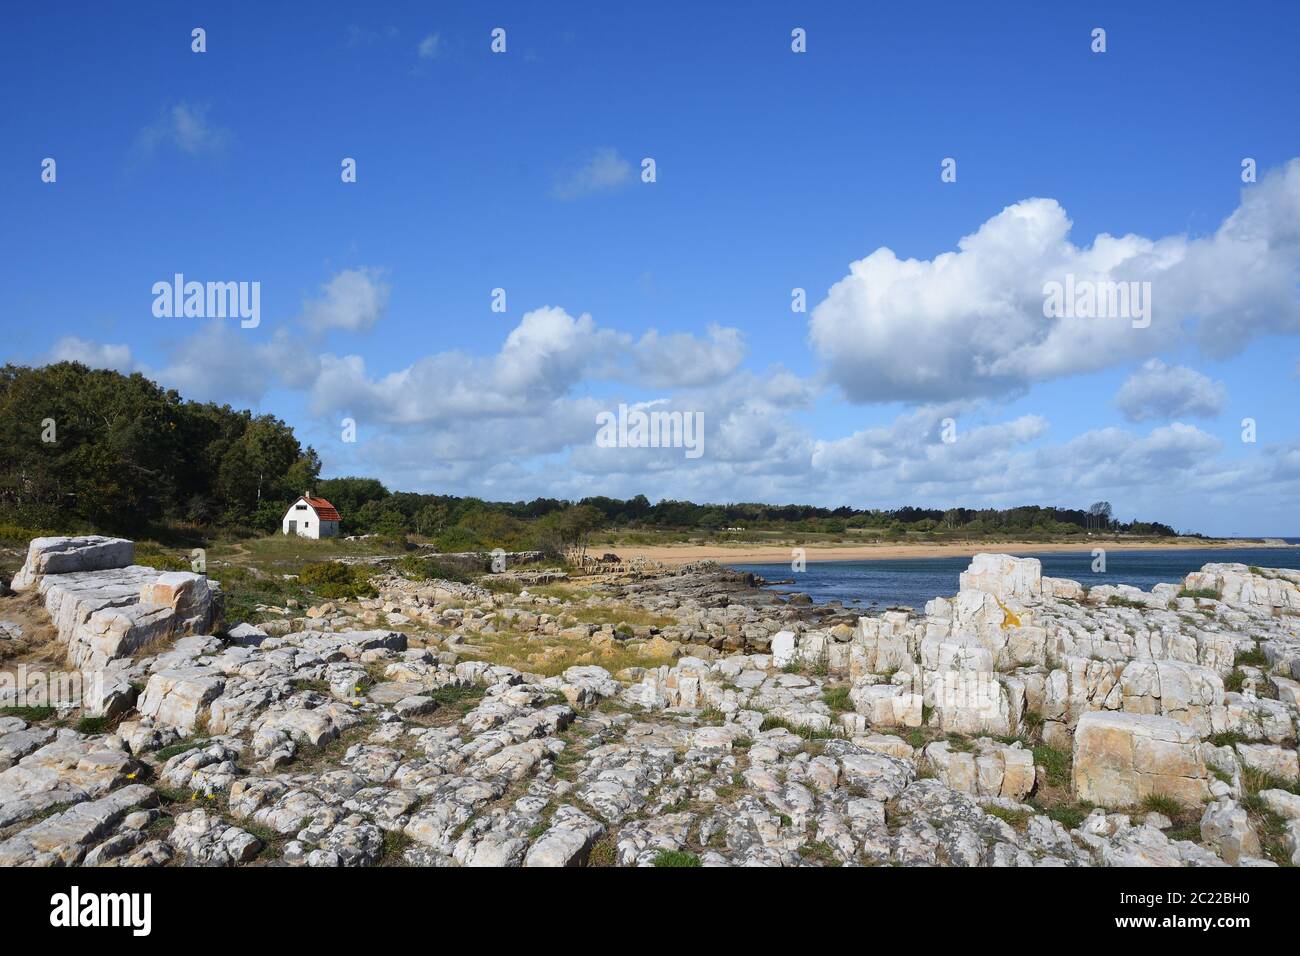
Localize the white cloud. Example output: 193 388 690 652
302 268 390 332
632 324 745 387
812 405 1048 481
1115 359 1227 422
1036 422 1222 489
48 337 135 373
308 306 625 424
136 102 229 157
417 33 442 59
149 323 305 404
810 159 1300 403
551 148 632 200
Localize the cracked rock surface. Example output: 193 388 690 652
1 539 1298 867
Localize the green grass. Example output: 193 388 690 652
1032 744 1072 790
528 583 582 602
154 737 214 762
1029 800 1093 830
73 716 113 735
1241 767 1300 797
1224 669 1247 693
211 564 314 628
587 835 618 867
132 540 193 571
427 685 487 711
1240 794 1294 865
208 533 402 570
1178 587 1222 600
821 685 853 714
983 804 1031 829
759 715 840 741
292 678 333 695
379 830 413 864
652 850 700 867
798 841 842 865
0 705 56 721
1139 793 1186 817
1106 596 1145 609
563 603 675 630
1234 647 1268 668
1207 731 1250 748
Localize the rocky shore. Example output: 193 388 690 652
1 536 1297 867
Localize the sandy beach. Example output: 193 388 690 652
610 538 1291 567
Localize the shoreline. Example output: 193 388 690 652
609 538 1294 567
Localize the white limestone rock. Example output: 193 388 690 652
958 553 1043 601
11 536 134 591
1072 711 1211 807
137 668 227 734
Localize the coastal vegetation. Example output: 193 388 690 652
2 363 1193 565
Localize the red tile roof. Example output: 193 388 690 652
302 496 340 521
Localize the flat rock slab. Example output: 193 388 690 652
11 536 134 591
0 784 157 866
369 681 427 704
0 726 57 771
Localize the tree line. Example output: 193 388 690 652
318 482 1177 550
0 363 1180 544
0 362 319 533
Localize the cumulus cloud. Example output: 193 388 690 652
810 159 1300 403
632 324 745 387
47 337 135 373
812 405 1048 481
1036 422 1222 490
302 268 390 332
136 102 229 157
551 148 632 200
308 307 625 424
149 323 306 404
1115 359 1227 422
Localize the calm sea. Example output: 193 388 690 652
729 541 1300 611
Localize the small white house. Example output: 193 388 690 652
282 495 341 539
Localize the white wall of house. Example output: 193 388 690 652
281 499 339 539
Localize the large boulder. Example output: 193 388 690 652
139 572 216 629
923 739 1035 801
1199 798 1261 865
849 679 923 728
850 612 915 676
927 671 1024 737
11 536 134 591
1072 711 1211 807
137 668 227 734
958 554 1043 602
1119 660 1224 736
73 603 176 671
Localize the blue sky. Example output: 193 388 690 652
2 1 1299 534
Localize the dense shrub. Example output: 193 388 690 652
298 561 378 599
396 554 475 584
